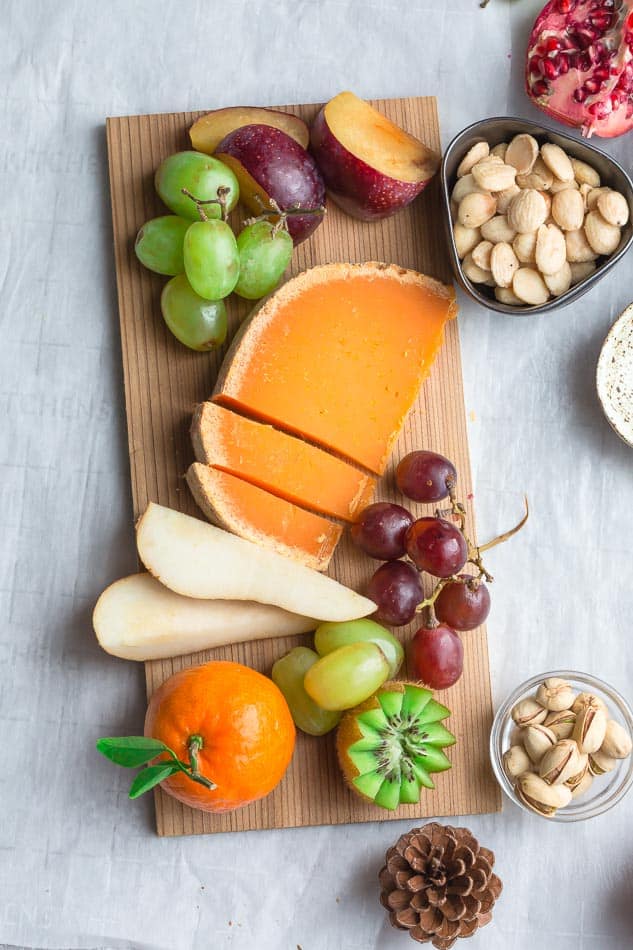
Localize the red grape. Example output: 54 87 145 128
396 451 457 503
434 575 491 631
366 560 423 626
410 623 464 689
350 502 414 560
406 517 468 577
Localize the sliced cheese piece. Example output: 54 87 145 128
191 402 376 522
136 502 375 621
186 463 341 571
93 573 317 661
214 262 457 475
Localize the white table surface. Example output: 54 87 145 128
2 1 633 947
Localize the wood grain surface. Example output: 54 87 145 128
106 97 502 837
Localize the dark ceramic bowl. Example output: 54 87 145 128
441 116 633 315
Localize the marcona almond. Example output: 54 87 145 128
495 183 520 215
491 142 508 160
495 286 523 305
550 179 579 194
456 141 489 178
569 260 597 285
452 173 489 205
453 223 482 258
513 231 538 264
505 134 539 175
516 157 554 191
552 188 585 231
570 157 601 188
508 189 548 233
565 228 598 263
586 186 611 211
544 261 572 297
458 192 497 229
472 240 494 271
490 242 519 288
539 190 552 217
597 190 630 227
471 160 518 192
536 223 566 275
579 182 593 210
462 252 493 284
584 210 622 255
541 142 574 182
513 268 550 305
480 214 517 244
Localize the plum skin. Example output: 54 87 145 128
310 107 429 221
216 124 325 244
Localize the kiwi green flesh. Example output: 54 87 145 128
421 698 452 723
346 684 454 808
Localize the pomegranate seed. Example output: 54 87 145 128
593 65 611 81
583 78 601 94
590 12 615 31
544 37 563 52
557 0 576 11
532 79 551 97
573 87 588 103
529 55 542 75
541 58 559 79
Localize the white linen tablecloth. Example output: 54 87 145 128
1 1 632 947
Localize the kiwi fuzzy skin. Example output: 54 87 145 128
336 680 410 803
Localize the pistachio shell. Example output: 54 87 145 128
541 143 574 183
573 705 607 754
457 141 490 178
503 744 532 779
512 697 548 727
571 692 608 716
539 739 582 785
565 753 588 790
544 708 576 740
600 719 632 759
588 749 617 776
535 678 576 712
524 724 557 764
571 770 594 799
516 772 572 816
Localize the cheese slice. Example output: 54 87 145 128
186 463 341 571
191 402 376 521
214 262 457 474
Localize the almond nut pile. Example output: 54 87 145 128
504 678 632 817
451 135 630 307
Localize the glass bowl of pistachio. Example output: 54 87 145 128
490 671 633 821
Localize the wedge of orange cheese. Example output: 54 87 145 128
188 262 456 570
214 263 457 474
191 402 376 522
186 464 342 572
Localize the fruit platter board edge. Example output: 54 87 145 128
105 96 502 837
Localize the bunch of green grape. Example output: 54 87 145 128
134 151 294 351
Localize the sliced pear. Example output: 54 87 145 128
136 503 375 622
93 573 317 661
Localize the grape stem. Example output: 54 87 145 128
244 196 326 236
466 496 529 582
181 186 231 222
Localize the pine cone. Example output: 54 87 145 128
379 822 502 949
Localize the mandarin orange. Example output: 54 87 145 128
144 660 295 813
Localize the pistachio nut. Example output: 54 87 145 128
571 692 608 716
512 698 548 728
588 749 617 776
524 724 557 764
516 772 572 817
538 739 582 785
544 708 576 740
565 753 589 790
503 744 533 780
600 719 633 760
535 677 577 712
571 770 594 799
573 705 607 754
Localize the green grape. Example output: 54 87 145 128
134 215 190 275
183 220 240 300
155 151 239 221
234 221 293 300
271 647 341 736
303 642 390 711
160 274 227 351
314 618 404 679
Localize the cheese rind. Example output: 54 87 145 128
214 262 457 474
191 402 376 521
186 463 341 571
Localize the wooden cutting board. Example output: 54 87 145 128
106 96 502 836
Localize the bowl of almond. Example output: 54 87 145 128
441 117 633 314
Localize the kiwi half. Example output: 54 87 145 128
336 681 456 811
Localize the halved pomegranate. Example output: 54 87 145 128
526 0 633 138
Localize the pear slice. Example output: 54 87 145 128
93 573 317 661
136 503 375 622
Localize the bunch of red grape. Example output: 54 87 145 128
351 450 493 691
